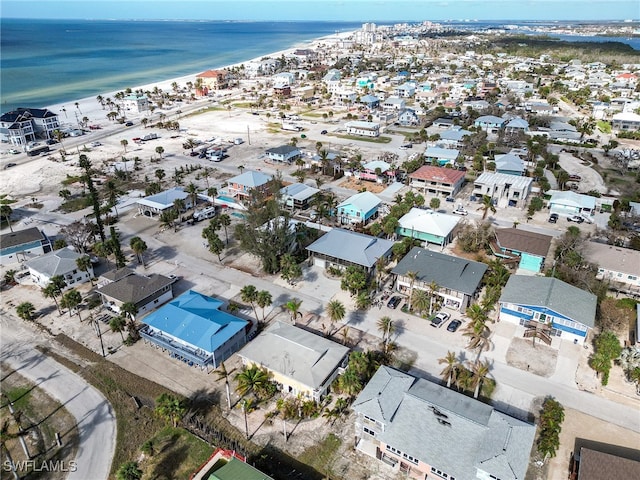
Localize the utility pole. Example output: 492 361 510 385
247 125 251 145
92 315 106 357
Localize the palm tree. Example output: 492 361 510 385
377 316 395 347
438 351 459 388
16 302 36 321
154 168 166 186
405 270 418 312
235 365 269 399
411 289 430 315
470 358 492 399
121 302 138 321
62 289 82 320
116 461 142 480
283 298 303 323
183 138 198 154
120 139 128 152
185 183 199 211
218 213 231 244
326 300 346 335
109 315 127 342
154 393 186 427
130 236 148 267
105 180 121 217
240 285 259 322
256 290 272 324
76 255 94 285
478 195 496 220
0 204 13 232
42 275 67 314
355 291 371 310
215 361 232 410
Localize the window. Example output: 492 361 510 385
363 427 376 436
628 275 637 281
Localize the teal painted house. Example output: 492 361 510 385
396 208 461 246
0 227 52 266
491 228 552 273
337 191 381 225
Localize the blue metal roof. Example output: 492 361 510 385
142 290 248 354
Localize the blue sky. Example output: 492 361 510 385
1 0 638 21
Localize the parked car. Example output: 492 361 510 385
125 121 134 126
452 206 468 216
548 213 559 224
320 130 328 135
46 139 57 145
431 311 450 328
4 163 17 169
91 141 102 147
8 149 20 154
567 215 584 223
568 174 581 181
387 296 402 309
447 319 462 332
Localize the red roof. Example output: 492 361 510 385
409 165 466 184
196 69 228 78
616 73 637 79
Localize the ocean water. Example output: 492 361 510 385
0 19 362 113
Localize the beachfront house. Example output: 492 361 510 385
408 165 466 198
611 111 640 131
26 247 93 290
140 290 249 371
396 208 461 247
195 69 230 94
353 366 535 480
97 269 174 319
494 153 526 176
0 108 60 148
392 247 488 312
0 227 52 266
345 120 380 137
137 187 192 219
472 172 532 208
122 94 149 113
226 170 272 201
237 321 349 402
491 228 552 273
499 276 597 346
306 228 393 274
336 191 381 225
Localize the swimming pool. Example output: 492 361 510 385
216 195 238 203
231 212 246 219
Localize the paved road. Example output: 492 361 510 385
0 314 116 480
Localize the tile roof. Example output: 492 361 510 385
392 247 488 295
142 290 247 354
499 276 597 328
494 228 552 257
353 366 535 480
409 165 466 184
306 228 393 268
237 322 349 390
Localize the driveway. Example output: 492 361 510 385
0 313 116 480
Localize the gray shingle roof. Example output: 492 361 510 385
228 170 272 188
97 272 174 305
279 183 319 201
392 247 488 295
353 366 535 480
26 248 85 277
0 227 46 249
306 229 393 268
237 322 349 390
499 276 597 327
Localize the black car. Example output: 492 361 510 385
320 130 328 135
125 121 134 126
387 296 402 309
45 139 57 145
447 320 462 332
4 162 17 169
548 213 559 224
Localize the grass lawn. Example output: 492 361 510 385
297 433 342 478
141 426 212 480
335 134 393 144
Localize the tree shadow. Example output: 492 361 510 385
188 388 220 417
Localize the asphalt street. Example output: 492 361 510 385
0 313 116 480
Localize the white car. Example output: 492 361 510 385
431 312 450 328
452 206 468 216
91 142 102 147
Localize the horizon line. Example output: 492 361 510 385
2 17 639 22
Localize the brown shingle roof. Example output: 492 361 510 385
494 228 552 258
0 227 46 249
578 448 640 480
409 165 466 184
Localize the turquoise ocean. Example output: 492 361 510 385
0 19 362 114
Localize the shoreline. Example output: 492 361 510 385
42 30 355 123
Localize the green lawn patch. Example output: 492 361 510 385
298 433 342 477
597 120 612 134
3 386 32 412
58 195 92 213
142 426 212 480
335 134 393 144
